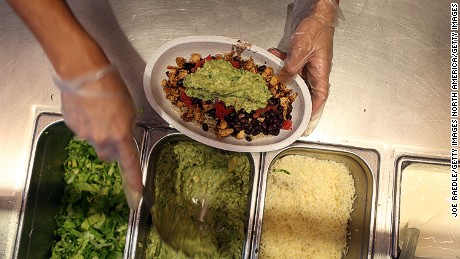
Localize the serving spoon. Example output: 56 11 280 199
142 185 216 257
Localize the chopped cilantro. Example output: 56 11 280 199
271 168 291 175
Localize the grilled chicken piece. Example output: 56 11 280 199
190 53 202 63
269 75 280 86
279 97 290 119
262 66 274 80
217 128 234 139
224 51 235 61
193 107 204 123
176 57 186 67
235 130 245 140
202 102 214 112
218 119 229 130
243 58 256 73
178 70 189 80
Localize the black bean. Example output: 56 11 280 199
202 123 209 131
192 97 200 104
277 113 284 120
245 136 252 142
252 129 261 136
286 114 292 120
240 117 249 125
183 62 194 70
268 98 278 106
257 65 266 73
262 121 268 129
271 128 280 136
177 79 184 86
207 108 216 117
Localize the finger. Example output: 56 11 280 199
268 48 287 60
309 80 329 116
306 58 331 116
305 29 334 116
116 136 143 209
269 48 298 83
268 47 327 115
304 101 326 136
93 142 118 162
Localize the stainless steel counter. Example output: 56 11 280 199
0 0 450 258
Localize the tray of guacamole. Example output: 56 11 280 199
143 36 312 153
136 133 255 258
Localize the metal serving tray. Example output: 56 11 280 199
15 114 384 259
129 128 262 259
391 156 450 258
251 142 379 259
13 115 136 259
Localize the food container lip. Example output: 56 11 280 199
391 155 450 258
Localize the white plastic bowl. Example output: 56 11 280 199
143 36 311 152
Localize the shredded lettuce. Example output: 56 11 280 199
50 138 129 259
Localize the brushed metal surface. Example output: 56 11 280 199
0 0 451 258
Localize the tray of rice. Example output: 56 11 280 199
251 142 377 259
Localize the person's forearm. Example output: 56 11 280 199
7 0 110 78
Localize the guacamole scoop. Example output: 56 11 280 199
183 59 272 112
146 141 251 258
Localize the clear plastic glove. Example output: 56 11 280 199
53 65 143 209
270 0 344 135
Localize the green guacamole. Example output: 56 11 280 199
183 59 272 112
145 141 251 259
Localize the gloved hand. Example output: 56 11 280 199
54 65 143 209
270 0 343 135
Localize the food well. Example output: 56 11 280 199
251 143 378 259
129 130 261 259
393 156 454 258
14 119 134 259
